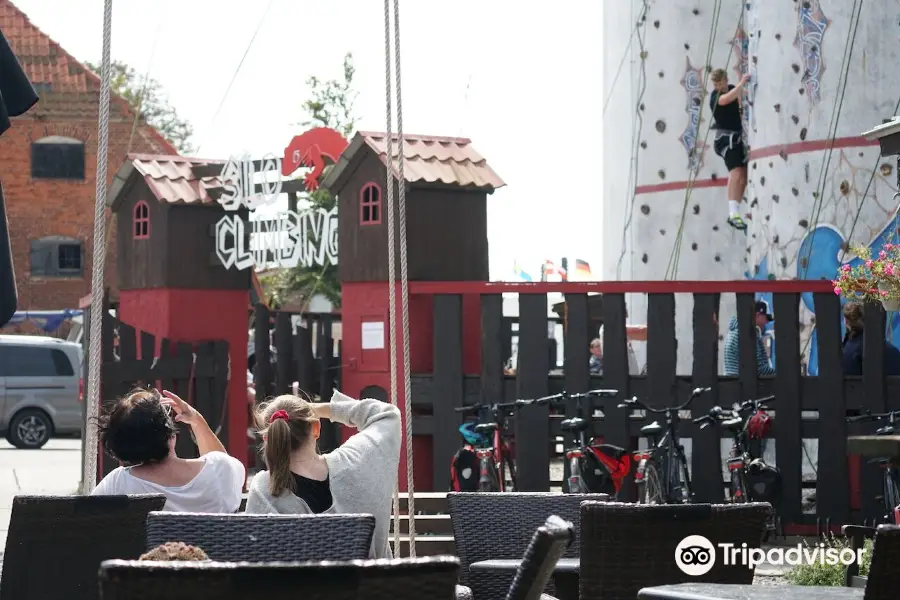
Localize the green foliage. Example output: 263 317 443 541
783 535 872 586
262 53 358 310
85 60 194 154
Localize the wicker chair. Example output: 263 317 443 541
99 556 461 600
506 515 575 600
580 501 770 600
0 494 166 600
146 512 376 561
448 492 608 600
840 524 900 600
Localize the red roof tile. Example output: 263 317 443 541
0 0 177 154
358 132 505 190
109 154 224 209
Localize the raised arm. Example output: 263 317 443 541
717 74 750 105
315 390 401 466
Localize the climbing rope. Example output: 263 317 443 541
602 0 650 118
382 0 402 555
383 0 416 557
392 0 417 557
615 0 650 280
81 0 114 494
665 0 730 280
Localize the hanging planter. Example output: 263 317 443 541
833 244 900 308
879 281 900 311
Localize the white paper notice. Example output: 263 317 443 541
361 321 385 350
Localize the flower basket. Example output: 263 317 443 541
833 244 900 309
879 281 900 311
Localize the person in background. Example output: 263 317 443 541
589 338 603 375
724 301 775 376
245 390 401 559
139 542 209 561
93 388 246 513
841 301 900 376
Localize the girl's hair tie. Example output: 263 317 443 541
270 409 290 423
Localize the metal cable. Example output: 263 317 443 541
81 0 114 494
382 0 402 555
392 0 416 556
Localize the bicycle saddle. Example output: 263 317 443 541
723 417 744 431
474 423 499 433
560 417 587 431
640 421 663 436
876 425 895 436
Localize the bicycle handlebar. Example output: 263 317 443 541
454 400 522 414
846 410 900 423
617 387 712 413
517 389 619 407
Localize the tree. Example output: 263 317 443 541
259 53 358 310
85 60 194 154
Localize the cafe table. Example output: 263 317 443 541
637 583 864 600
469 558 579 600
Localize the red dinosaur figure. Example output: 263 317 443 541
281 127 350 192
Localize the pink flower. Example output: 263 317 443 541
866 260 874 268
880 250 887 259
842 264 851 272
887 264 896 276
883 291 890 297
887 244 895 250
834 286 842 295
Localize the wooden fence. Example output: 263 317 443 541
83 300 230 478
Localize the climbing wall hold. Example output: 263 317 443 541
660 229 667 236
640 204 650 215
773 235 780 243
775 33 782 40
642 253 649 264
760 176 766 186
692 8 699 15
768 161 774 168
640 141 648 149
684 43 690 50
692 204 700 215
791 115 799 124
714 254 721 262
658 169 666 179
840 180 850 195
752 162 757 169
772 194 780 203
774 103 781 112
881 162 893 177
799 88 805 95
640 103 645 111
799 218 809 228
779 150 788 161
780 256 788 268
658 71 665 78
792 187 799 195
655 120 666 133
751 198 759 208
799 127 808 140
792 64 801 73
765 215 770 221
712 225 720 231
691 242 698 251
711 173 718 180
653 20 660 28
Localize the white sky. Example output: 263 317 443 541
17 0 604 281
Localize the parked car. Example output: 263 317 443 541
0 335 83 449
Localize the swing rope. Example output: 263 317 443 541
81 0 114 494
383 0 416 556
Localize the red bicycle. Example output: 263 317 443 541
454 401 520 492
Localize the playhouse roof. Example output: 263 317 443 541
0 0 176 153
108 153 225 211
322 132 506 193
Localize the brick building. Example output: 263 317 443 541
0 0 177 323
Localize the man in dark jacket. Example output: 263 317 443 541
841 301 900 376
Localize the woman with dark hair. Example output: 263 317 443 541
92 388 245 512
245 390 400 558
842 301 900 376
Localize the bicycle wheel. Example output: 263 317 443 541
637 461 665 504
883 468 900 522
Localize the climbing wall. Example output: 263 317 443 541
745 0 900 371
602 0 750 373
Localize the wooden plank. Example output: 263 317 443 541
193 342 218 438
432 295 464 492
173 342 199 459
773 292 803 521
563 293 590 483
847 436 900 458
515 293 550 491
735 293 759 399
691 293 724 503
204 178 309 198
601 293 632 500
140 331 156 388
274 312 294 395
860 304 887 520
253 303 273 404
318 317 338 452
813 292 849 523
647 293 677 407
480 295 504 406
294 325 315 394
212 341 231 452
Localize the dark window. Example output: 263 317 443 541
360 182 382 225
133 201 150 239
31 137 86 180
0 345 73 377
30 237 83 278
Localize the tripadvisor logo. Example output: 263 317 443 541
675 535 865 576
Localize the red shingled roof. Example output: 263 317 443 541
0 0 177 154
108 153 224 210
323 132 506 192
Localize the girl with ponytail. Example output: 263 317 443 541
245 390 400 558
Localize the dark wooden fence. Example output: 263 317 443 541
84 300 230 479
406 280 900 532
250 304 342 461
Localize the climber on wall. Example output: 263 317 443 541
709 68 750 232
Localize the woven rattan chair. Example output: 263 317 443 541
580 501 770 600
448 492 608 600
0 494 166 600
146 512 375 561
506 515 575 600
852 524 900 600
99 556 461 600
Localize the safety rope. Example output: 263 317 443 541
602 1 649 118
382 0 402 555
392 0 417 557
81 0 114 494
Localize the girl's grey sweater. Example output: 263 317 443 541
245 390 401 558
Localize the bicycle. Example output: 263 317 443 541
518 389 629 497
618 387 712 504
454 400 521 492
846 409 900 524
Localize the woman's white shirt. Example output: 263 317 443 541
91 451 245 513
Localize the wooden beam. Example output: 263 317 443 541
191 159 277 179
204 177 309 199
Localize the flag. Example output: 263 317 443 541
571 259 592 281
542 260 562 282
559 258 568 281
513 261 533 282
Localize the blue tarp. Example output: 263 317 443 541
6 309 82 332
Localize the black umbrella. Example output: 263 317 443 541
0 30 40 327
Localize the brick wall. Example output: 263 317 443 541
0 114 173 319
